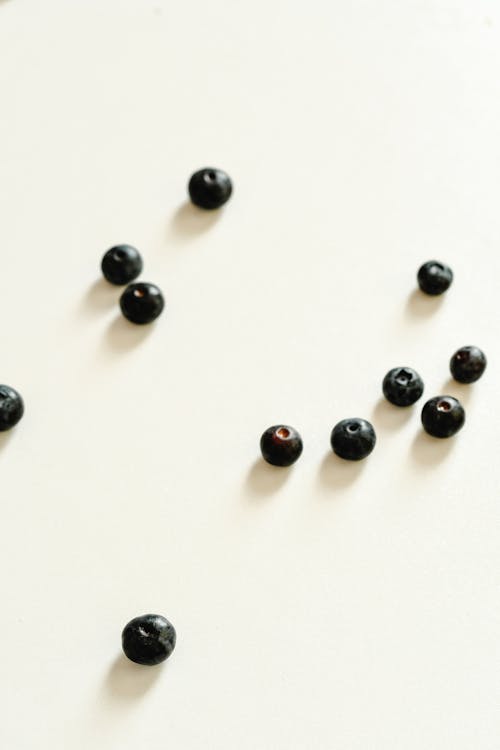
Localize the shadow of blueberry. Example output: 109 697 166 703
100 315 155 358
103 654 162 703
244 458 291 500
405 288 445 320
317 451 365 492
371 397 415 432
409 430 456 466
0 430 14 451
440 378 474 407
169 202 222 242
82 279 118 315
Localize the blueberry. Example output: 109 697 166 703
260 425 303 467
122 614 176 666
421 396 465 438
101 245 143 285
330 418 376 461
382 366 424 407
188 168 232 210
0 385 24 431
417 260 453 295
450 346 487 384
120 282 164 324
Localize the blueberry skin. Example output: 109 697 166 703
120 282 164 324
417 260 453 295
450 346 487 384
260 425 303 467
122 614 176 666
0 385 24 431
421 396 465 438
330 418 376 461
382 367 424 407
101 245 143 285
188 168 232 210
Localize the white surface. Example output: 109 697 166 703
0 1 499 747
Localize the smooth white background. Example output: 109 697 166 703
0 1 498 747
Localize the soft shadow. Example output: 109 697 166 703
410 430 456 466
440 379 474 407
318 452 365 491
169 202 221 241
101 315 154 355
372 397 415 431
83 279 118 314
244 458 291 500
103 654 162 702
0 431 13 451
405 289 445 320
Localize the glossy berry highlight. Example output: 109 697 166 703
450 346 487 384
101 245 143 285
122 613 176 666
421 396 465 438
188 167 232 209
382 366 424 407
417 260 453 295
120 282 164 324
260 425 303 467
0 385 24 431
330 418 376 461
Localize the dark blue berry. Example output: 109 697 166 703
421 396 465 438
120 282 164 324
188 168 232 209
382 367 424 406
330 418 376 461
450 346 487 384
122 614 176 666
101 245 143 285
417 260 453 295
260 425 303 467
0 385 24 431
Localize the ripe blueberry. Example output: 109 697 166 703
421 396 465 438
120 282 164 324
101 245 143 285
122 613 176 666
188 168 232 209
417 260 453 295
0 385 24 431
330 418 376 461
260 425 303 467
450 346 487 384
382 367 424 406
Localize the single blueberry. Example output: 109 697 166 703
382 366 424 406
120 282 164 324
188 168 232 209
421 396 465 438
330 418 376 461
417 260 453 295
0 385 24 431
260 425 303 467
101 245 143 285
122 614 176 666
450 346 487 384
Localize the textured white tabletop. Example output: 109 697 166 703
0 1 498 748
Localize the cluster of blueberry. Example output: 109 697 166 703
100 167 233 325
260 262 487 467
101 245 165 324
